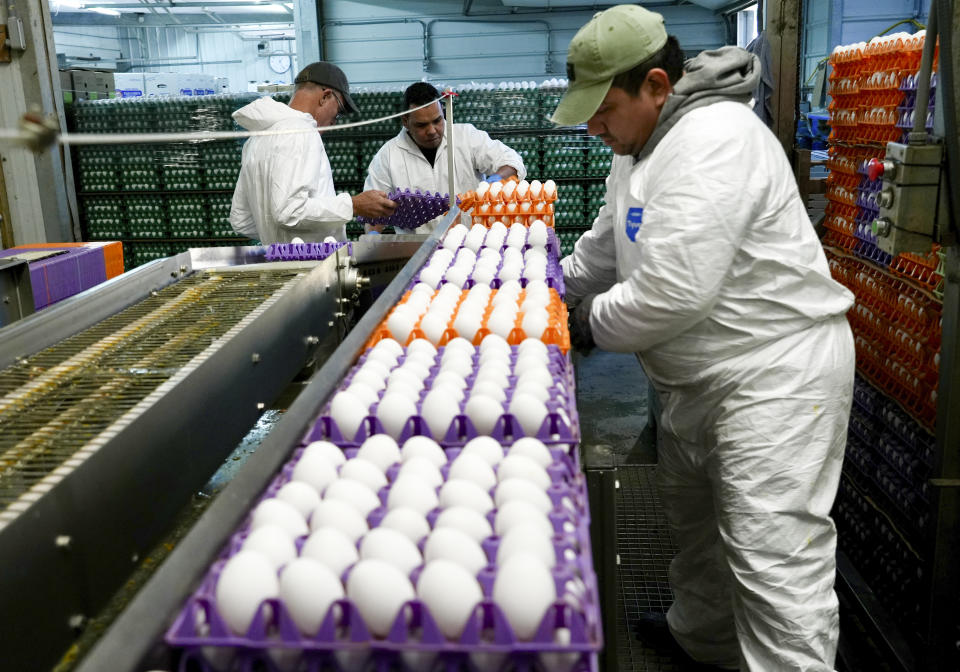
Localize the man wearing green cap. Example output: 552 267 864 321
230 61 397 243
555 5 855 672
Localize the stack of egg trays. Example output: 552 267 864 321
165 442 601 672
895 71 937 140
356 189 450 231
264 242 352 262
309 345 579 448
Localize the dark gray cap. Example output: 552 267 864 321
293 61 359 114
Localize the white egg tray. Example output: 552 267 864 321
310 346 579 448
166 439 602 672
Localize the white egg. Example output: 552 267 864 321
405 348 437 370
479 333 511 355
497 453 551 490
508 438 553 468
499 261 522 283
495 478 553 513
448 452 497 491
464 395 503 435
251 498 308 539
471 264 496 285
351 367 387 392
529 179 543 198
397 455 444 488
543 179 557 198
340 458 388 493
512 355 550 378
379 507 431 545
470 380 507 403
433 370 468 390
495 500 554 537
401 436 447 467
416 391 456 440
516 180 530 198
215 551 279 635
516 367 554 391
242 524 297 569
478 348 513 369
419 266 443 290
434 506 494 543
309 499 369 542
497 524 556 568
388 474 440 515
513 381 550 403
387 307 417 344
522 264 547 282
411 281 436 296
301 526 359 577
387 367 425 393
474 367 509 391
524 246 547 261
374 337 405 359
479 246 502 261
461 435 505 466
453 312 483 342
492 553 556 640
301 440 347 468
488 181 503 199
527 222 548 248
424 527 488 574
417 559 484 640
347 559 415 637
398 358 432 381
376 393 417 439
279 557 344 636
356 434 402 472
439 478 495 514
508 393 549 437
275 481 322 519
325 478 381 517
360 527 423 576
384 380 418 402
329 390 369 441
521 310 549 340
346 382 379 408
444 265 470 289
477 358 512 380
440 353 475 380
365 346 400 370
539 628 582 672
419 311 449 344
487 311 517 339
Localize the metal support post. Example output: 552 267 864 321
582 442 618 672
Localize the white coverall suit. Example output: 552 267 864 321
561 54 856 671
230 97 353 243
364 123 526 233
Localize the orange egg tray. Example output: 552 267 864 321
365 287 571 353
458 176 558 228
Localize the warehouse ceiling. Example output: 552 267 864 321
50 0 296 27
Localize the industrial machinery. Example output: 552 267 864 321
0 237 425 671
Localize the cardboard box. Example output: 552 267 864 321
114 72 145 97
70 69 115 100
144 72 176 96
215 76 230 93
59 70 74 104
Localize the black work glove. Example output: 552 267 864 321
569 293 596 354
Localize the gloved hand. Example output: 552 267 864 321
569 293 596 354
484 174 503 183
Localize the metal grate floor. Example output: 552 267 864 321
616 465 696 672
0 268 303 512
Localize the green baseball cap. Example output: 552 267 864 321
551 4 668 126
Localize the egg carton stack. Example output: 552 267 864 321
264 242 352 262
356 189 451 231
312 336 577 447
410 221 562 295
167 415 600 672
457 178 557 228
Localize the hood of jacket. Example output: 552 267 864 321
637 46 761 161
232 96 314 131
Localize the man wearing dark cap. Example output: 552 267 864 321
555 5 855 672
230 61 396 243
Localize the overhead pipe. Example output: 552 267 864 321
321 18 429 70
426 18 552 72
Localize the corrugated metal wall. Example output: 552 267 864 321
53 26 124 71
321 0 728 88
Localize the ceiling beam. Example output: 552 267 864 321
51 10 291 25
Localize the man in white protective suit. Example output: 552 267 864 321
363 82 526 233
553 5 856 672
230 62 397 244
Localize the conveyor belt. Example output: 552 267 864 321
0 268 303 518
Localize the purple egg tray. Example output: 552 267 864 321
165 429 601 670
309 346 579 448
357 189 450 231
264 241 352 261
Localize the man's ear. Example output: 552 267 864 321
645 68 672 105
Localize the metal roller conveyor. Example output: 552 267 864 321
0 239 426 672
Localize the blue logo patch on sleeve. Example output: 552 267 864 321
625 207 643 242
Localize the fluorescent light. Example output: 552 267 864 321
57 0 85 8
88 6 120 14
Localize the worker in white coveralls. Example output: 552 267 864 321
230 62 397 244
554 5 856 672
363 82 527 233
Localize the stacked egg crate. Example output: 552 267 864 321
264 242 352 262
356 189 451 231
166 224 600 672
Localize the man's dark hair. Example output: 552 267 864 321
611 35 684 94
403 82 441 111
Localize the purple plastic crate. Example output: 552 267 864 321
357 189 450 231
264 241 351 262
